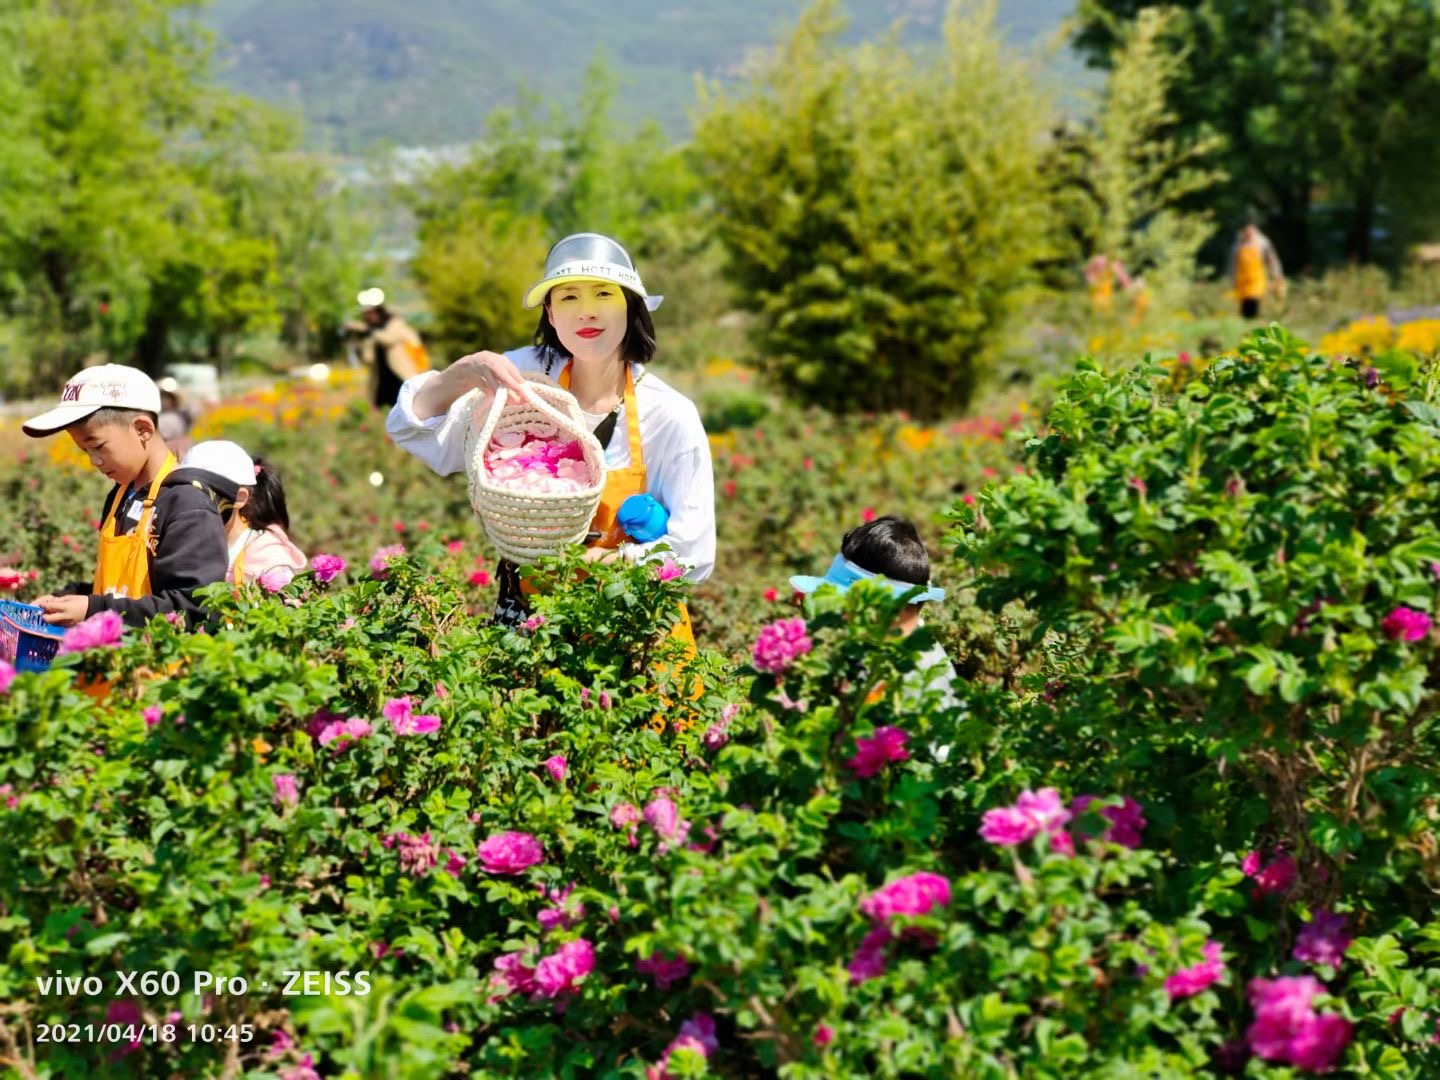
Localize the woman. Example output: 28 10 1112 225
349 288 431 409
386 232 715 632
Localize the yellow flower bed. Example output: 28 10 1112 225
1315 316 1440 358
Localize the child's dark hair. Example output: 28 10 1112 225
242 457 290 532
534 288 657 365
87 407 160 430
841 515 931 587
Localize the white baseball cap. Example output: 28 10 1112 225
23 364 164 437
181 440 256 487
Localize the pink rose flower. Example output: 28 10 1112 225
258 568 292 593
644 796 689 843
610 802 642 828
1070 794 1147 848
281 1055 320 1080
847 924 892 984
752 616 812 674
477 830 544 874
317 717 372 751
470 569 492 587
1381 606 1431 642
142 704 162 728
979 788 1071 845
1293 910 1351 968
272 773 299 808
1246 976 1352 1071
311 553 346 583
383 830 438 876
636 951 691 990
0 659 15 694
383 696 442 736
544 755 567 782
1243 849 1297 896
488 950 537 1001
57 610 124 655
859 872 951 921
369 543 405 578
442 848 467 877
813 1023 835 1047
534 938 594 998
656 558 685 582
1164 941 1225 1000
846 726 910 778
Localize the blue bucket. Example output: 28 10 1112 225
0 599 65 672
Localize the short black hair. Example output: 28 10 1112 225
841 515 931 586
242 456 290 533
534 287 657 365
86 407 160 430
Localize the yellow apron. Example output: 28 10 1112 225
1235 244 1266 300
93 454 177 600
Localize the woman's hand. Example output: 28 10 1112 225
35 594 89 626
412 350 535 419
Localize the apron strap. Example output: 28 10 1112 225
559 362 644 468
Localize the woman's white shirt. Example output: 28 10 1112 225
386 346 716 582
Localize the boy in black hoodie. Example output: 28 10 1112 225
23 364 230 628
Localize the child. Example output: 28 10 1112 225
181 441 307 587
789 515 960 710
24 364 229 627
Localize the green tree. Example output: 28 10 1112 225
406 57 701 361
1073 0 1440 268
0 0 365 387
692 0 1055 419
1074 8 1225 309
0 0 207 386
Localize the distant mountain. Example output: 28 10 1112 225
207 0 1078 150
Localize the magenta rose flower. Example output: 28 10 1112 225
859 871 951 921
57 610 124 655
1293 910 1351 968
846 726 910 778
751 616 812 674
1164 941 1225 1000
477 830 544 874
534 938 594 998
1380 605 1431 642
311 553 346 583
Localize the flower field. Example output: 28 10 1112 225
3 328 1440 1078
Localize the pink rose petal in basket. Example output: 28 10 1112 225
492 430 528 449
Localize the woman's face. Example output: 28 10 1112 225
546 281 628 363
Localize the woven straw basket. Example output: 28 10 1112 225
464 374 606 564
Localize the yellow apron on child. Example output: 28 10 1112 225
93 454 177 599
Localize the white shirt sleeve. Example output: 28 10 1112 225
385 348 552 478
618 398 716 584
385 372 478 478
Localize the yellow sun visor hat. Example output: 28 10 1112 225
522 233 662 311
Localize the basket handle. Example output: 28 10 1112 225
472 374 596 459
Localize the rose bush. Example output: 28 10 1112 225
1 331 1439 1076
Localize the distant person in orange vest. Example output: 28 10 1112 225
346 288 430 409
1228 223 1285 319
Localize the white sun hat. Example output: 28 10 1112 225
357 287 386 308
522 232 662 311
181 440 257 487
22 364 163 437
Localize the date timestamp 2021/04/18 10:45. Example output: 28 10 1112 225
36 1021 256 1045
